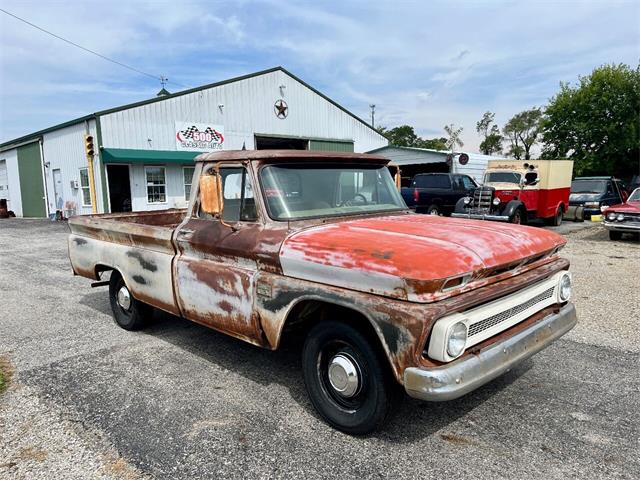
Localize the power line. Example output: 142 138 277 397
0 7 189 89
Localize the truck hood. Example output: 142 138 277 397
280 214 565 303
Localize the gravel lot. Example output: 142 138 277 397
1 219 638 479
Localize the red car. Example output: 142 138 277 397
602 188 640 240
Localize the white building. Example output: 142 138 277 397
0 67 387 217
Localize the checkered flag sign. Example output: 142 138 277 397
179 126 223 142
175 122 225 151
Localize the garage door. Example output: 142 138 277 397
0 159 8 202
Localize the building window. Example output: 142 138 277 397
145 166 166 203
79 168 91 206
183 167 195 201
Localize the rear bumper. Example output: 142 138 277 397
403 303 577 401
603 221 640 232
451 212 509 222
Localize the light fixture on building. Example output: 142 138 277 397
279 84 286 96
218 104 224 113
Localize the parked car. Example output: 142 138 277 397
602 187 640 240
567 176 626 220
68 150 576 434
401 173 477 215
453 160 573 225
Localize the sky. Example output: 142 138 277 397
1 0 639 152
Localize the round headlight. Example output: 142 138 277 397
558 273 571 302
492 197 501 206
446 322 467 358
607 212 617 221
616 213 625 221
463 196 471 205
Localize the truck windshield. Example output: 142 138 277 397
485 172 521 184
571 180 607 194
260 164 406 220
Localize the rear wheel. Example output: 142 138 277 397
426 204 440 216
108 271 152 330
302 321 397 435
547 206 563 226
609 230 623 241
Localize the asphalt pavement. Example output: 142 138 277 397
0 218 638 479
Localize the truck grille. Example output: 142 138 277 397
472 187 494 209
467 287 555 337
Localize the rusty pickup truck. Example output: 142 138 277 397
68 150 577 434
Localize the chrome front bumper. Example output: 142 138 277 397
403 303 577 401
603 221 640 232
451 212 509 222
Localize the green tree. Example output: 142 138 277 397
541 63 640 177
476 111 503 155
377 125 448 150
503 108 542 160
444 123 464 152
378 125 419 147
418 137 448 150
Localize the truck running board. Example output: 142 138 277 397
90 280 110 288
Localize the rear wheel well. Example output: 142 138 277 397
95 264 116 280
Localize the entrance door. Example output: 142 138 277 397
17 142 46 217
0 160 8 204
106 165 132 212
52 169 63 211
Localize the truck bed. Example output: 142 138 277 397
68 209 186 315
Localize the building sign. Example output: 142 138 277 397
175 122 225 152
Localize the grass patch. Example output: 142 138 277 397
0 355 14 394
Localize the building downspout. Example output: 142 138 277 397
38 139 51 218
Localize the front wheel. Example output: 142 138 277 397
510 208 524 224
302 321 397 435
108 271 152 330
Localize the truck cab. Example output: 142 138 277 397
453 159 574 226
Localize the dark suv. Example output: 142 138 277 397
401 173 478 216
569 176 626 219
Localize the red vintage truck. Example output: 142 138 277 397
453 159 574 225
68 150 576 434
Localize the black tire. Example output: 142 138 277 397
302 321 397 435
108 271 151 330
547 207 563 226
510 208 524 225
609 230 623 241
426 204 440 216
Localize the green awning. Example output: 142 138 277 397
100 148 201 164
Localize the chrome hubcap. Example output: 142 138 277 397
117 286 131 310
327 354 360 398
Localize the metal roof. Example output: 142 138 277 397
1 66 383 152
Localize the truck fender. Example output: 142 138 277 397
502 199 525 219
454 197 468 213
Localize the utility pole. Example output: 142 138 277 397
369 104 375 128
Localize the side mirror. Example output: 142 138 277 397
199 173 223 215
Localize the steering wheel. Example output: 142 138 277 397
341 193 368 207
